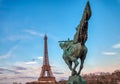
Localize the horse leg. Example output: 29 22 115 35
68 60 72 71
78 55 87 75
63 54 73 71
64 59 72 71
71 60 79 76
78 47 87 75
73 60 79 70
78 57 84 75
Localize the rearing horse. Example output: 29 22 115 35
59 1 91 77
59 41 87 76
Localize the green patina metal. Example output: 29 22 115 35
59 1 92 84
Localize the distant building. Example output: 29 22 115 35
56 80 66 84
83 70 120 84
26 35 67 84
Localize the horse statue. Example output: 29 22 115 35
59 40 87 76
59 1 91 76
59 17 89 76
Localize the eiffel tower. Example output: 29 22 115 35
38 35 56 84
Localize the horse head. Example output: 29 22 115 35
59 42 66 50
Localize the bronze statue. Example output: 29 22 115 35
59 1 92 84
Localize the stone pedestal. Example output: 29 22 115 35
67 75 86 84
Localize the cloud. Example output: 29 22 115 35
0 45 17 60
24 29 61 42
0 72 3 74
0 75 37 84
59 77 68 81
38 56 43 59
102 51 117 56
18 76 37 79
0 67 21 74
0 54 68 83
112 43 120 49
25 61 37 65
0 34 32 43
0 51 12 60
53 71 64 74
0 61 69 83
31 56 43 62
12 66 27 70
22 56 43 65
25 29 44 37
37 56 43 60
14 56 42 66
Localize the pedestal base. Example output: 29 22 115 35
67 75 86 84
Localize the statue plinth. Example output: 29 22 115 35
67 75 86 84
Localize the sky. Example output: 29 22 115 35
0 0 120 84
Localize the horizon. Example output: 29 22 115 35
0 0 120 84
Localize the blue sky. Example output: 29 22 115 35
0 0 120 83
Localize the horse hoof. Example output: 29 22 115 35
72 70 77 76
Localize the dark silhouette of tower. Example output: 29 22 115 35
38 35 56 84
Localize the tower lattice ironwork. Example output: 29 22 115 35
38 35 56 84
